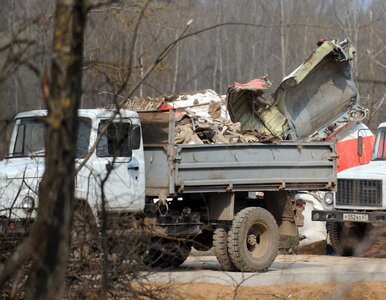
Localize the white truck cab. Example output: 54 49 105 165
0 109 145 223
312 122 386 256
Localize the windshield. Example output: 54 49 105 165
9 117 92 158
372 128 386 161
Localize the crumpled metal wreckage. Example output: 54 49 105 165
111 39 367 145
227 38 366 142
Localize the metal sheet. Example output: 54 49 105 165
144 141 336 196
226 39 358 141
273 39 357 139
139 111 170 146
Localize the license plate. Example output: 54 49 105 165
343 213 369 222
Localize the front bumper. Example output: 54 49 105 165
312 210 386 223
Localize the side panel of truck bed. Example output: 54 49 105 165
144 142 336 196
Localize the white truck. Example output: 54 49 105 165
297 122 374 249
312 122 386 256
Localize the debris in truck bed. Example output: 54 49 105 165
105 96 166 111
108 89 275 144
108 39 367 145
166 89 228 119
165 89 277 144
174 110 277 145
227 77 289 140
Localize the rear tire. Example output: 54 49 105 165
213 226 237 271
144 238 191 269
192 230 213 251
228 207 279 272
69 202 100 275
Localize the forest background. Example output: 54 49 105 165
0 0 385 157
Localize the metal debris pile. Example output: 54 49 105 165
104 96 166 111
174 106 277 145
110 89 278 144
168 90 278 144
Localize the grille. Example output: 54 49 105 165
336 179 382 207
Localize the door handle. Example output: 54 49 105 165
128 166 139 170
106 161 113 172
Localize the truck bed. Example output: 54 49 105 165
140 111 336 197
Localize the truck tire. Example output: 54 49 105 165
327 221 345 255
69 201 100 274
228 207 279 272
327 221 367 256
213 226 237 271
0 241 15 262
192 229 213 251
145 239 191 269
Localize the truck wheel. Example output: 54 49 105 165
327 222 345 255
228 207 279 272
192 229 213 251
69 202 100 274
328 221 366 256
0 241 14 262
145 239 191 269
213 226 237 271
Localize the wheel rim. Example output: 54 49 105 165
246 222 270 258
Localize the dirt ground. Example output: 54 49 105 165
138 244 386 300
141 281 386 300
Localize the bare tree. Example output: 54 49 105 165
0 1 87 299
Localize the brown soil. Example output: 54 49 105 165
298 240 326 255
143 281 386 300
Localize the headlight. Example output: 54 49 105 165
324 192 334 205
22 196 35 213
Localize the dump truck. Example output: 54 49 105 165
0 108 337 272
0 38 361 271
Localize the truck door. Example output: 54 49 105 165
333 123 374 172
90 118 144 212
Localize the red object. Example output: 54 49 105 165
156 102 185 120
317 38 326 46
330 123 374 172
234 78 270 90
158 103 173 111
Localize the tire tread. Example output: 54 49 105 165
213 227 236 271
228 207 279 272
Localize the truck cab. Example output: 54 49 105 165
312 122 386 256
297 122 374 248
0 109 145 235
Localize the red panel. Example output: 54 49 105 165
336 135 374 172
234 78 270 90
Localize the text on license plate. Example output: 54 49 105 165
343 213 369 222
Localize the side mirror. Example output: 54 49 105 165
357 135 363 157
130 124 141 150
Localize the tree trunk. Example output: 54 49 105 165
25 1 87 299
